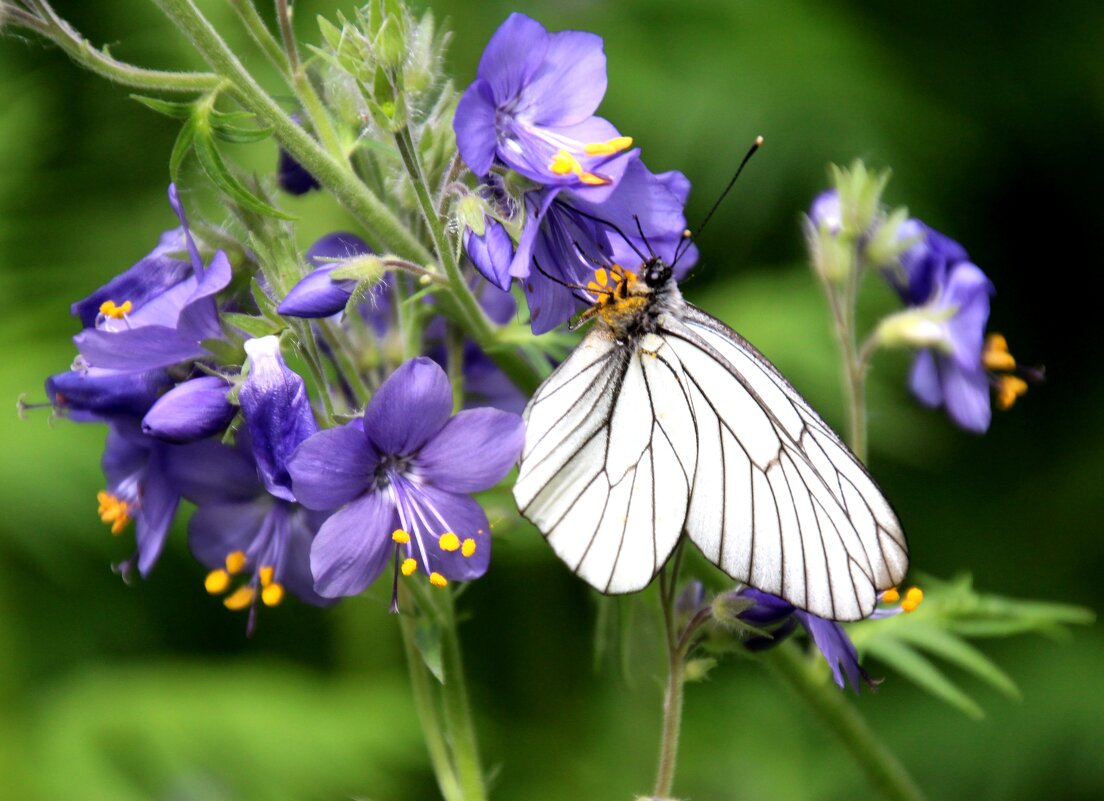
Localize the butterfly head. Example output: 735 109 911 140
642 257 673 289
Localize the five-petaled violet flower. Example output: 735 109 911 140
170 336 330 625
888 220 1015 433
288 357 524 606
454 12 634 191
511 159 698 333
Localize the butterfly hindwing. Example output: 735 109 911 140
514 330 698 593
660 306 907 620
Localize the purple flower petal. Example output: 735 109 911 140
135 445 181 577
415 408 524 493
167 439 262 505
311 490 397 597
796 612 866 693
189 498 269 567
940 359 992 433
278 146 321 195
454 79 499 177
176 250 233 343
363 357 453 456
941 262 993 370
277 264 357 318
47 368 172 420
465 217 515 291
523 29 607 126
240 336 318 501
168 183 204 276
476 13 548 104
75 325 204 374
412 485 491 582
908 350 943 408
142 375 235 443
288 424 379 510
71 255 192 329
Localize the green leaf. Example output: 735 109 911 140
413 617 445 684
864 638 985 719
250 278 283 324
890 622 1020 699
168 116 196 183
210 122 273 145
193 119 295 220
221 312 285 338
130 94 196 119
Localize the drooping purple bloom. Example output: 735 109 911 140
464 215 515 291
142 375 235 443
891 222 994 433
47 365 172 422
169 335 330 619
511 159 697 333
278 233 390 331
729 587 873 693
72 185 232 373
98 419 181 578
288 357 524 603
454 13 634 192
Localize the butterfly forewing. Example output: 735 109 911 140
514 331 697 593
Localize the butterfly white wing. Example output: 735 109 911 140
662 305 908 620
513 330 698 593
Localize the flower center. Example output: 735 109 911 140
96 490 131 534
204 549 286 609
99 299 133 319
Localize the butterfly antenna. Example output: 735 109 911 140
674 135 764 267
632 214 657 258
564 206 649 263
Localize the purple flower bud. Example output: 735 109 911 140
464 216 514 291
141 375 235 443
808 190 843 234
278 233 377 319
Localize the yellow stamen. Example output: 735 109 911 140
205 568 230 595
96 491 131 535
983 333 1016 372
429 572 448 588
439 532 461 552
401 558 418 577
595 268 609 286
261 582 285 607
259 565 275 587
995 375 1028 410
578 171 610 186
881 587 900 604
583 136 633 156
461 538 477 558
901 587 924 613
225 550 247 575
549 149 582 176
99 300 133 319
223 586 255 610
392 529 410 544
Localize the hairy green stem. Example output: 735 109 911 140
5 0 219 91
398 584 465 801
766 644 926 801
153 0 430 263
227 0 289 75
653 565 686 799
317 319 372 408
436 590 487 801
393 127 542 395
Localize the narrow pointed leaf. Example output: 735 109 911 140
131 95 196 119
169 116 197 183
865 638 984 719
892 622 1020 699
193 123 296 220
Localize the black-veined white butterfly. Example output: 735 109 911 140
512 257 908 621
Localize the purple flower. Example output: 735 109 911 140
46 366 172 422
169 336 329 620
454 13 634 191
511 159 697 333
98 420 181 578
288 357 524 604
72 185 232 373
891 222 995 433
278 233 390 331
729 587 874 693
141 375 235 443
464 215 515 291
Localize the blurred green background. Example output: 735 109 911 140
2 1 1102 799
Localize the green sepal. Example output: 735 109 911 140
131 95 196 120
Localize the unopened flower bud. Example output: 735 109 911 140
142 376 235 443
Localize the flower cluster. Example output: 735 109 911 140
807 179 1039 433
453 13 698 333
43 185 524 627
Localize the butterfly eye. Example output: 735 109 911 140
644 259 672 288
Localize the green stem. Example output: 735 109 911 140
766 644 926 801
317 319 372 408
427 587 488 801
398 584 465 801
392 127 542 396
227 0 289 76
653 566 686 799
8 0 219 92
292 323 337 424
152 0 430 263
